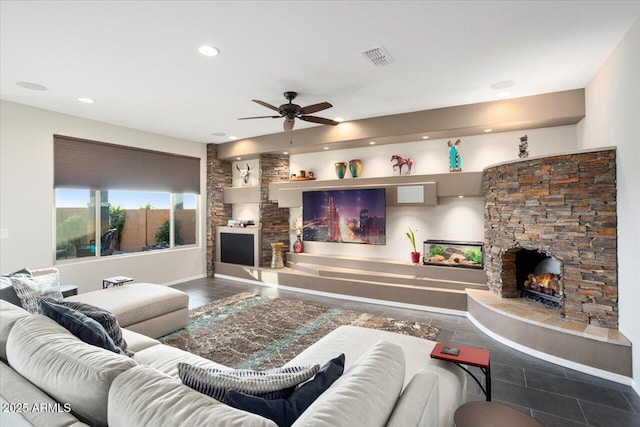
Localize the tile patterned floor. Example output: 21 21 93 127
173 277 640 427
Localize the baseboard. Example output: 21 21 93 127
164 274 206 287
214 273 467 317
467 312 633 386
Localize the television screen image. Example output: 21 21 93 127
302 188 386 245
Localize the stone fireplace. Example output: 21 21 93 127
484 148 618 329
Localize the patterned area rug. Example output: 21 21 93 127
159 292 440 370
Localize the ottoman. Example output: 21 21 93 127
66 283 189 338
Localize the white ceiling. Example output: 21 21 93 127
1 1 639 144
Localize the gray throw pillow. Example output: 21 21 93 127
39 298 126 355
39 297 129 354
10 273 63 314
1 268 32 306
178 363 320 404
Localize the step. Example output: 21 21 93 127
288 261 487 292
215 262 468 312
287 252 487 284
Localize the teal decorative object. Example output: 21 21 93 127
448 139 462 172
348 159 362 178
335 162 347 179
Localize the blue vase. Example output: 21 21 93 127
335 162 347 179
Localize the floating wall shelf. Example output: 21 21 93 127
223 186 260 204
268 172 483 208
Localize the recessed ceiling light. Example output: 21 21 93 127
496 91 511 98
458 195 465 199
77 97 95 104
484 129 493 133
422 136 430 140
198 45 220 56
369 141 376 145
334 117 344 122
283 151 289 155
236 157 242 160
490 80 514 90
228 136 237 140
323 147 329 150
16 81 47 91
211 132 226 136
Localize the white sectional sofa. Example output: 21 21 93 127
0 296 466 426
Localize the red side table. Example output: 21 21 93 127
430 343 491 401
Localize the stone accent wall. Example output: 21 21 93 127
206 144 232 277
484 149 618 329
259 154 290 266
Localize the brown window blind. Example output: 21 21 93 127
54 135 200 194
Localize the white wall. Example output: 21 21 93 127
577 19 640 393
0 101 207 292
290 126 577 260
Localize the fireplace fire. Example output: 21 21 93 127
524 273 560 295
519 255 563 309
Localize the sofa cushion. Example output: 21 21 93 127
39 298 125 355
133 342 227 378
0 300 30 363
9 273 62 313
6 315 137 427
41 296 129 353
178 363 320 404
65 283 188 329
108 365 278 427
386 369 440 427
226 354 345 427
122 328 161 353
291 340 405 427
0 361 85 427
286 325 467 427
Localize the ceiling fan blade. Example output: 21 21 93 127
238 115 281 120
299 102 332 115
299 115 339 126
252 99 280 112
284 118 295 131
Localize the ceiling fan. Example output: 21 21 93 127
238 91 339 131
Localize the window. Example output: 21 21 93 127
53 135 200 262
55 189 96 259
55 190 197 260
174 193 197 246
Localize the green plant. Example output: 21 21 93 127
428 246 446 257
462 247 483 264
109 205 126 250
141 202 154 209
57 215 88 245
155 219 170 243
405 227 418 252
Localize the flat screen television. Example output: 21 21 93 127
302 188 386 245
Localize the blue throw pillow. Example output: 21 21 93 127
39 298 125 355
226 354 345 427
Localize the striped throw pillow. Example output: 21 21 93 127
178 363 320 404
10 273 63 314
39 297 129 354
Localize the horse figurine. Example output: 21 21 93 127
390 155 415 175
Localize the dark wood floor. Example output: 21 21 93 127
172 277 640 427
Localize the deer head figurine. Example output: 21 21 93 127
236 163 251 184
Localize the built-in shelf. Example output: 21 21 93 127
268 172 482 208
223 186 260 204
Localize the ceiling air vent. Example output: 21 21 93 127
360 45 394 66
